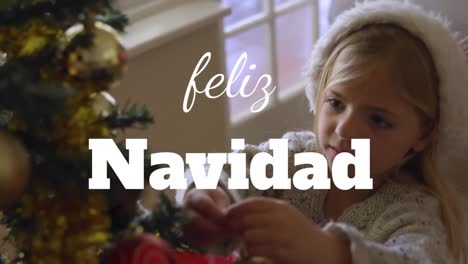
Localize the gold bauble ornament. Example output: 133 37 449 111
0 130 30 210
90 91 116 118
63 22 127 86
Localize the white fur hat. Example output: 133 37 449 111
305 1 468 190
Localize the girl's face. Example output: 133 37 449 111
317 56 430 182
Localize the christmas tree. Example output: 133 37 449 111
0 0 201 263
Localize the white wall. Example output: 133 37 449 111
114 23 229 155
112 8 230 207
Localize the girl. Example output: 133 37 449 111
181 1 468 263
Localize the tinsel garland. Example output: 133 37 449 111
0 1 160 263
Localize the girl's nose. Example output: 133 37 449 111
335 112 362 140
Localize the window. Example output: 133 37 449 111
222 0 331 123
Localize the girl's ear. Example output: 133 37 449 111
412 121 435 152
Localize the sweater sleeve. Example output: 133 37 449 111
321 193 457 264
176 131 317 204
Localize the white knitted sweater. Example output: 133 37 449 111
210 130 456 264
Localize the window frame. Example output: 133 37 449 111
223 0 320 124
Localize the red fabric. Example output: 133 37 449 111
107 234 238 264
107 234 177 264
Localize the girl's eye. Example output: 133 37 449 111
326 98 344 110
370 114 392 129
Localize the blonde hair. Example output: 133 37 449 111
312 24 467 263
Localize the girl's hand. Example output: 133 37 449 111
183 188 233 249
226 197 351 264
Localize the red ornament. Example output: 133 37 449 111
107 234 239 264
107 234 177 264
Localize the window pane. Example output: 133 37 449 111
225 24 272 121
274 0 293 7
319 0 332 35
275 5 313 95
223 0 264 28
